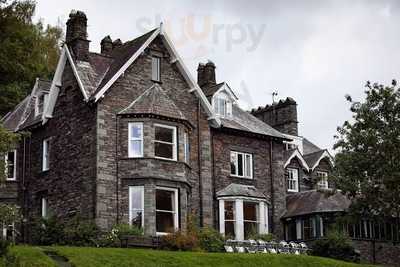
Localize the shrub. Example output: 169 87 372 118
0 239 9 257
250 233 276 242
112 223 143 239
198 227 224 252
160 230 199 251
30 217 65 245
311 231 359 263
63 216 99 246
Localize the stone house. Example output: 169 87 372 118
2 10 400 264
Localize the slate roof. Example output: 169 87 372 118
2 79 51 132
119 84 188 122
217 183 267 200
302 138 321 155
283 190 351 218
303 149 328 169
202 82 225 97
218 104 288 139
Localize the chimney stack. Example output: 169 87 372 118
197 61 216 87
251 97 299 136
66 10 90 61
101 35 113 55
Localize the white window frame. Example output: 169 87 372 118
183 131 189 163
41 197 48 218
230 151 253 179
156 186 179 236
35 93 49 117
219 197 268 241
213 93 232 118
287 168 299 192
128 122 144 158
316 171 329 189
154 124 177 161
5 150 17 181
151 56 161 82
129 186 144 228
42 139 50 171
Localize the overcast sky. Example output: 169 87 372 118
34 0 400 151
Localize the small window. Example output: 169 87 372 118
214 95 232 118
129 186 144 228
154 124 177 161
184 131 190 163
42 139 50 171
287 168 299 192
316 171 328 189
151 56 161 82
230 151 253 178
5 150 16 181
156 187 178 234
128 123 143 158
41 197 48 218
36 93 49 117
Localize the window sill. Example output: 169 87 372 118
230 175 253 180
154 156 177 162
287 189 299 193
151 80 162 84
5 179 17 182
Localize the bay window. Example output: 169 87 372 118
5 150 16 181
184 131 190 163
129 186 144 228
316 171 328 189
156 187 178 234
128 123 143 158
154 124 177 160
287 168 299 192
219 198 268 240
230 151 252 178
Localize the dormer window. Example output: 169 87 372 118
35 93 49 117
214 93 232 118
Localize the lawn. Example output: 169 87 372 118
0 246 376 267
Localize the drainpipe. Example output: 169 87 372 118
269 139 275 233
115 114 120 224
197 100 203 227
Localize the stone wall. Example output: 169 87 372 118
24 62 97 225
95 36 213 230
211 129 286 237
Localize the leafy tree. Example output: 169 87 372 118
0 0 63 116
333 80 400 220
0 124 22 182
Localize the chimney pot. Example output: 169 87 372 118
101 35 113 55
66 10 90 61
197 60 216 87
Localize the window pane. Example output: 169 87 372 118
224 201 235 220
237 153 243 176
131 210 143 228
156 211 174 233
245 154 251 177
7 151 14 178
225 221 235 239
230 152 237 175
152 57 160 81
156 189 174 211
243 202 258 221
244 222 258 239
130 140 142 156
155 126 174 143
130 124 142 139
155 142 173 159
130 187 143 210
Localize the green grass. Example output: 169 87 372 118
53 246 375 267
5 246 57 267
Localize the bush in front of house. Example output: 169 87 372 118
197 227 224 252
63 216 99 246
31 216 65 245
311 231 359 263
160 230 199 251
249 233 276 242
0 239 9 257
